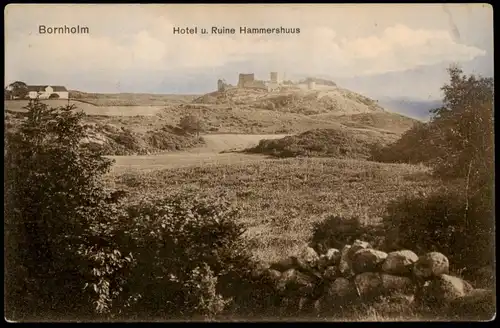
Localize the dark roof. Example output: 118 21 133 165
27 85 68 92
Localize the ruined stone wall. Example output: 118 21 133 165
238 73 255 88
257 240 494 318
217 79 226 92
270 72 281 84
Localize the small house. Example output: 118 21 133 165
27 85 69 100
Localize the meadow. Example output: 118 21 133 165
110 157 439 264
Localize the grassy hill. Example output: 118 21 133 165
245 127 398 159
5 110 203 156
193 87 385 116
5 83 418 137
313 112 418 134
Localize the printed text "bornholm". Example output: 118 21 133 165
39 25 90 34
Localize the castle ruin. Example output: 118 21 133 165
217 71 290 93
217 79 227 92
270 72 282 84
237 73 267 89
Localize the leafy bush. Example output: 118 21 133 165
370 122 442 164
4 99 123 320
95 194 256 319
81 123 204 155
309 215 385 253
145 127 204 151
383 184 494 273
247 128 386 159
179 114 204 136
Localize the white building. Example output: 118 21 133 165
27 85 69 99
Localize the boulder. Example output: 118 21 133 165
250 262 271 279
413 252 449 281
295 246 320 273
325 248 341 264
354 272 383 299
323 266 338 281
317 254 328 271
317 248 340 270
382 250 419 275
422 274 474 303
380 273 415 295
351 249 388 274
349 240 372 258
325 277 358 299
277 268 317 297
338 245 354 277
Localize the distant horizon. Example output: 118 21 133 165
5 79 450 102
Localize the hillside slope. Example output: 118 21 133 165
245 127 398 160
193 85 385 116
312 112 418 134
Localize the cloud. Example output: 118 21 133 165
4 4 489 91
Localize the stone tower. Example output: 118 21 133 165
238 73 255 88
270 72 282 84
217 79 225 92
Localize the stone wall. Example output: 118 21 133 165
255 240 494 319
238 73 255 88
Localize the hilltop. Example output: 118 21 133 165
192 85 385 116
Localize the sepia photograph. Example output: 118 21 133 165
4 3 495 322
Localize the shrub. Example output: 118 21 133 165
247 129 386 159
4 99 123 320
179 114 204 136
370 122 442 164
145 128 204 151
101 194 256 319
383 184 494 273
309 215 384 253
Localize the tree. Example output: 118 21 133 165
430 65 494 186
5 88 12 100
49 93 60 99
4 99 125 320
383 65 495 272
7 81 29 99
179 114 204 136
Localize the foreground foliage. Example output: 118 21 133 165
376 66 494 273
4 100 255 321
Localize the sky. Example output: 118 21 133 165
4 4 493 100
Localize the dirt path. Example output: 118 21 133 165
109 134 286 173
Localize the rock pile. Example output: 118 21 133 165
261 240 494 318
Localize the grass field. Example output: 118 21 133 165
109 157 439 264
69 91 197 106
4 100 165 116
107 134 287 172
